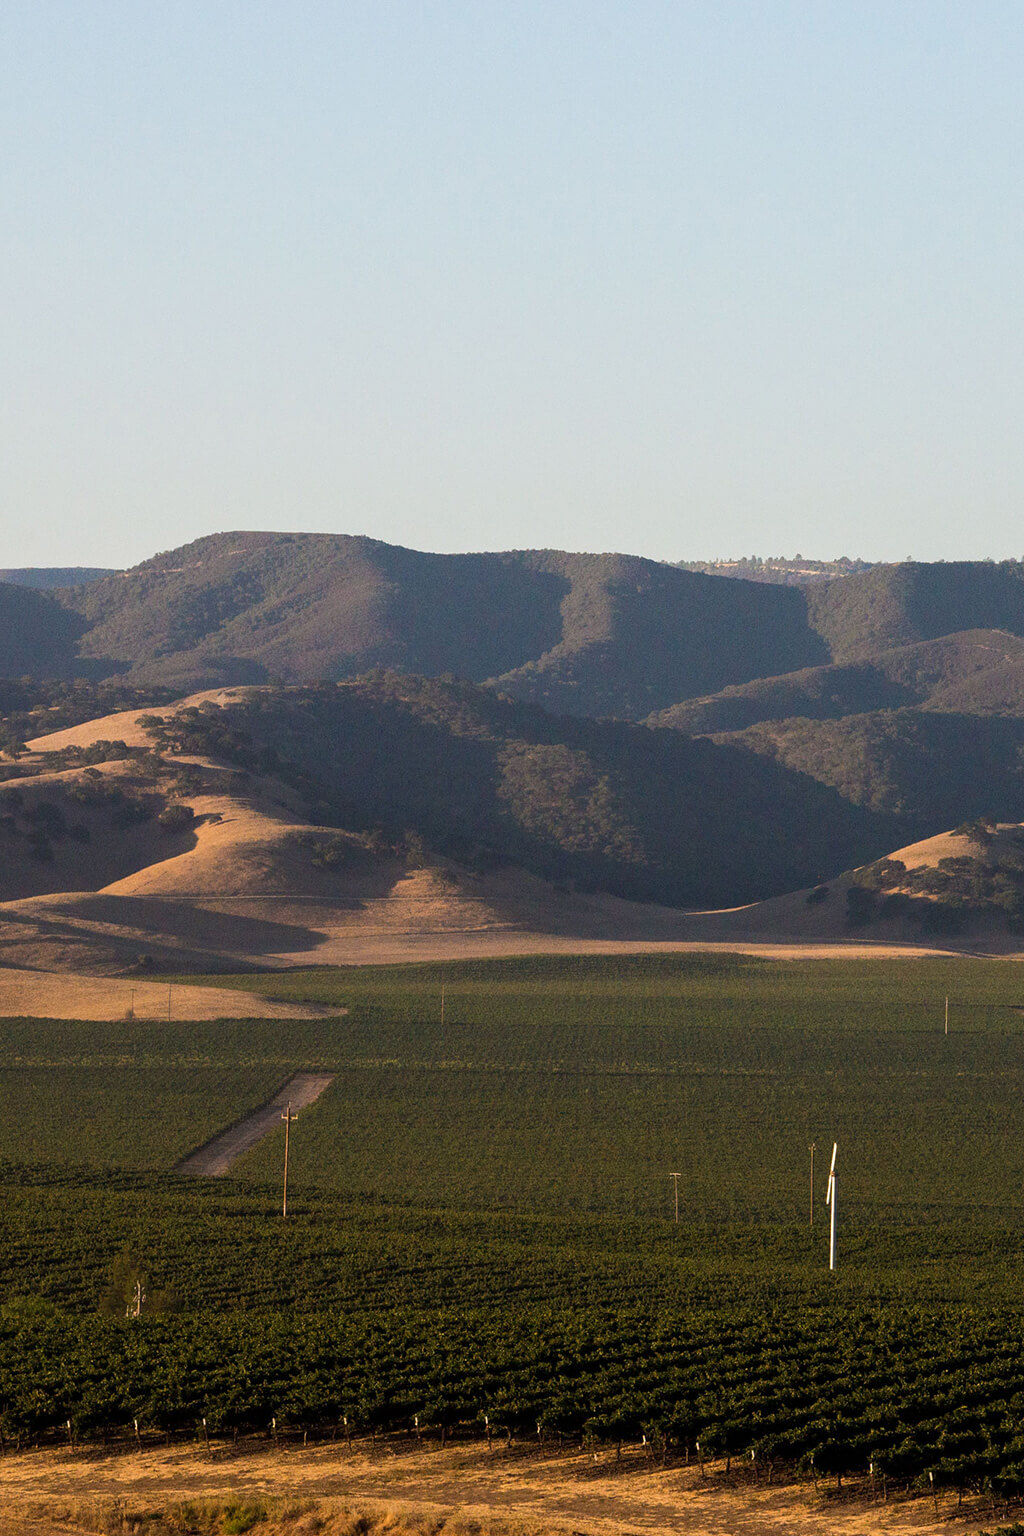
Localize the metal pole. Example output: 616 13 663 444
945 995 949 1036
282 1102 292 1218
829 1177 837 1271
809 1142 816 1226
669 1172 680 1223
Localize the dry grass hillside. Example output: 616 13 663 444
0 695 708 979
0 693 1014 998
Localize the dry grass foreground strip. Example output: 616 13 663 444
177 1073 336 1176
0 1442 994 1536
0 968 335 1022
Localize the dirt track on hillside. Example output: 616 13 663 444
0 1441 992 1536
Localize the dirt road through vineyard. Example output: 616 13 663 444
175 1071 335 1175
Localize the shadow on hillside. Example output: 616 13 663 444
0 893 327 959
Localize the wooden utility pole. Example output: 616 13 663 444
281 1102 297 1217
669 1172 681 1223
809 1143 816 1226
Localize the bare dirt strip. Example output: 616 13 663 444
175 1072 335 1176
0 1441 992 1536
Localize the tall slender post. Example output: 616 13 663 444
441 986 445 1026
828 1176 837 1271
281 1101 297 1217
945 995 949 1036
669 1172 680 1223
809 1143 816 1226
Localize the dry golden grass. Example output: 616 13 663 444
0 1441 994 1536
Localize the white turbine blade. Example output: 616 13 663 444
826 1172 833 1205
829 1142 838 1177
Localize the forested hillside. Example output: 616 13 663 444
805 560 1024 659
716 708 1024 827
133 675 895 906
0 582 87 678
53 532 827 715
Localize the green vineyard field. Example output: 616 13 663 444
2 953 1024 1497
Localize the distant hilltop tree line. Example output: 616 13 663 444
673 556 876 586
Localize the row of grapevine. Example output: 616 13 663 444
6 1301 1024 1494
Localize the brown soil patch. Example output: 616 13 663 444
0 1442 994 1536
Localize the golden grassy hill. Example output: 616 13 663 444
0 693 1007 981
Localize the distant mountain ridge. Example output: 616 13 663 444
0 567 116 588
51 531 830 715
0 536 1007 722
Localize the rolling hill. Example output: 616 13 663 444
804 559 1024 660
127 673 895 907
1 683 1019 980
3 538 1024 909
52 531 829 715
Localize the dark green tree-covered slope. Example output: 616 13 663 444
141 673 896 906
13 538 1024 734
805 560 1024 660
652 630 1024 734
715 708 1024 828
53 531 829 716
0 582 87 678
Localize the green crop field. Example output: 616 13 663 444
187 953 1024 1220
4 952 1024 1501
0 1016 318 1168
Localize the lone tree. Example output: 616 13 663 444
97 1248 181 1318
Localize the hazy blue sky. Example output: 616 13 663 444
3 2 1023 568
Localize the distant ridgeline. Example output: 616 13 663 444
2 536 1024 900
0 567 116 588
